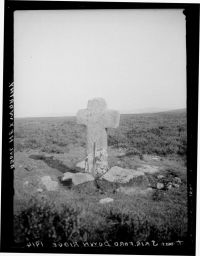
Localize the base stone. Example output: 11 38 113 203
61 172 94 186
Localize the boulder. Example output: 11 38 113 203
157 182 164 190
37 188 43 193
99 198 114 204
174 177 182 184
152 156 160 161
23 181 29 186
102 166 144 183
41 176 58 191
62 172 94 186
24 164 34 172
173 183 180 188
167 184 172 190
157 174 165 179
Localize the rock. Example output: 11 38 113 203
37 188 43 193
167 184 172 190
62 172 94 186
157 175 164 179
152 156 160 161
102 166 144 184
174 177 182 184
173 183 180 188
99 198 114 204
24 164 33 172
76 160 85 169
117 148 126 156
41 176 58 191
146 187 153 192
137 164 159 174
157 182 164 190
23 181 29 186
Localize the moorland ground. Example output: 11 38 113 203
14 109 187 246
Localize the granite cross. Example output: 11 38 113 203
77 98 120 176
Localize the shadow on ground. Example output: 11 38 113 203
29 154 79 173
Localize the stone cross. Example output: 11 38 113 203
77 98 120 176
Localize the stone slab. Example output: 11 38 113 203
62 172 94 186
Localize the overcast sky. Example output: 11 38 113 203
14 9 186 118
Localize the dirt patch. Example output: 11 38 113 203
136 164 160 174
117 187 153 196
29 154 78 173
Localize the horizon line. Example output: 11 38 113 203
15 107 186 119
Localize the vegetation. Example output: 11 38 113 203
108 111 186 157
15 110 186 158
14 109 187 247
14 186 187 245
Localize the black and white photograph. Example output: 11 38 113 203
1 1 199 254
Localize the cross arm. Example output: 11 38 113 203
76 109 88 125
104 110 120 128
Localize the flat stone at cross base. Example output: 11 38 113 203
62 172 94 186
76 98 120 176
